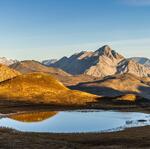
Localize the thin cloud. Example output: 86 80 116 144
121 0 150 6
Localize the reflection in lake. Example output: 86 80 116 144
9 111 58 122
0 110 149 133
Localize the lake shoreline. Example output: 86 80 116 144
0 101 150 114
0 126 149 149
0 102 150 148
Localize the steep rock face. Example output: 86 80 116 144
51 52 96 75
0 64 21 82
130 57 150 68
85 46 124 77
51 45 124 77
50 45 150 78
117 59 150 77
0 57 17 66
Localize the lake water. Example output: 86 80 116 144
0 110 150 133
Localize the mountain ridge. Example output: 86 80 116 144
46 45 150 78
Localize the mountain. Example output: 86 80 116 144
49 45 150 78
85 46 124 77
0 57 17 66
0 73 97 105
42 59 57 66
0 64 21 82
9 60 71 77
71 73 150 100
130 57 150 68
9 60 98 86
117 59 150 77
55 74 98 86
50 45 124 77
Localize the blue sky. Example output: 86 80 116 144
0 0 150 60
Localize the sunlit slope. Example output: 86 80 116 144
10 60 71 76
0 64 21 82
0 73 97 105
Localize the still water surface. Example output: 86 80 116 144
0 110 149 133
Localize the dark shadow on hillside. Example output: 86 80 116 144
138 86 150 92
70 85 126 97
138 86 150 99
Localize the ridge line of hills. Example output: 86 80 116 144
0 45 149 105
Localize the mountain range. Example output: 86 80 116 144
0 57 17 66
42 59 57 66
9 60 71 77
9 60 97 86
0 45 149 104
130 57 150 68
46 45 150 78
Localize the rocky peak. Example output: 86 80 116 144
78 51 93 60
93 45 124 60
94 45 111 56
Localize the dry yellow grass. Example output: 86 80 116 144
117 94 137 102
0 72 97 105
0 64 21 82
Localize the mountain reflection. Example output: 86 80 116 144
9 111 58 122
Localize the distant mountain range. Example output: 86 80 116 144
9 60 97 86
44 45 150 78
42 59 57 66
0 45 149 103
0 57 17 66
130 57 150 68
9 60 71 77
0 45 149 80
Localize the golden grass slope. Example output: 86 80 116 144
0 73 97 105
0 64 21 82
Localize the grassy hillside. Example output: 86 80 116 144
10 60 71 76
71 73 150 100
0 64 21 82
0 73 97 105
